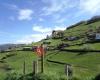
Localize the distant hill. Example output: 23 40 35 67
0 44 25 52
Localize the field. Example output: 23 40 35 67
0 51 37 80
47 51 100 79
0 50 100 80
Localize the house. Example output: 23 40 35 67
85 29 96 41
86 32 96 41
95 33 100 40
52 30 64 39
95 27 100 40
85 27 100 41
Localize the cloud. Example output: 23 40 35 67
16 35 34 44
4 4 34 21
18 9 33 20
33 25 66 33
15 25 66 44
51 14 65 23
16 33 51 44
54 14 68 23
41 0 74 15
39 18 44 21
79 0 100 14
33 25 52 33
4 24 66 44
9 4 19 10
54 26 66 30
3 3 19 10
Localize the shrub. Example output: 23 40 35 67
4 72 19 80
94 74 100 80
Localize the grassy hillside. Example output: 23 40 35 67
0 51 37 80
0 17 100 80
31 18 100 80
0 50 100 80
33 19 100 50
47 51 100 79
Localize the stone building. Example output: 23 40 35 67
52 30 64 39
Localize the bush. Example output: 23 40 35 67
94 74 100 80
4 72 19 80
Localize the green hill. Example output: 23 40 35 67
0 51 100 80
31 16 100 80
47 51 100 80
34 16 100 50
0 16 100 80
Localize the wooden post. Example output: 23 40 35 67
65 64 69 80
23 61 26 80
40 44 45 73
65 64 73 80
41 54 44 73
36 59 39 73
67 65 69 80
33 60 39 75
33 61 36 75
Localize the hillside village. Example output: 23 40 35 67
1 16 100 52
36 16 100 51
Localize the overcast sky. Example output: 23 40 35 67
0 0 100 44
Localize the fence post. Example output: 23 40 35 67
36 59 39 73
65 64 73 80
33 61 36 75
41 54 44 73
65 64 69 80
23 61 26 80
33 60 39 75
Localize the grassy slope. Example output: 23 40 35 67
0 51 66 80
0 51 37 80
0 19 100 80
64 21 100 37
31 20 100 79
0 50 100 80
65 43 100 50
34 20 100 49
47 51 100 79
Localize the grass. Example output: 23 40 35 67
34 20 100 50
1 19 100 80
0 50 100 80
0 51 37 80
65 43 100 50
47 51 100 79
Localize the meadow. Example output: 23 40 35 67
0 50 100 80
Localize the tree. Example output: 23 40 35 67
46 35 49 40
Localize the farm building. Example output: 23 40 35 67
86 27 100 41
52 30 64 39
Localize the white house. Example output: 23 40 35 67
95 33 100 40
